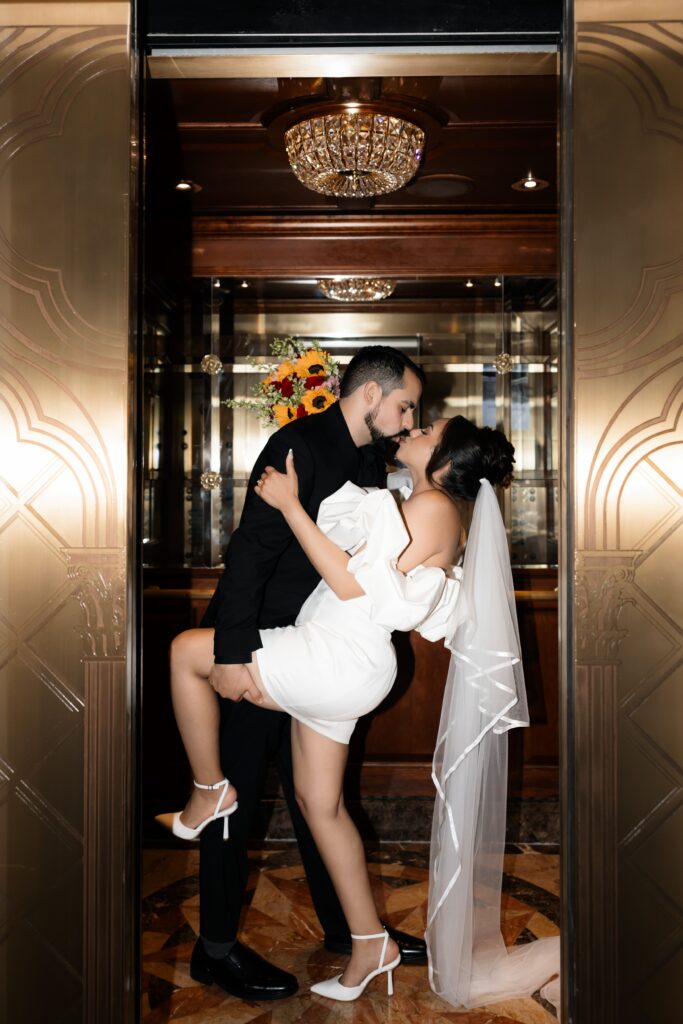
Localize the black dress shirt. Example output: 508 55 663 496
202 401 386 664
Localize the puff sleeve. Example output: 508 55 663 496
317 483 464 635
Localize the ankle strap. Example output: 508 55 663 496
194 778 228 791
350 930 387 940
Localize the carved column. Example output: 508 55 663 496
573 552 637 1024
64 548 133 1024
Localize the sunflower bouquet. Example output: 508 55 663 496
224 337 341 428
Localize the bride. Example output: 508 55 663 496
160 414 558 1006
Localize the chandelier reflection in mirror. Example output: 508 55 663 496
318 277 396 302
285 109 424 198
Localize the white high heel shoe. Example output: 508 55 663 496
155 778 238 841
310 929 400 1002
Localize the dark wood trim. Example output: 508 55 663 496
195 213 557 239
260 759 558 800
192 213 558 277
353 761 434 796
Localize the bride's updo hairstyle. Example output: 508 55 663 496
426 415 515 501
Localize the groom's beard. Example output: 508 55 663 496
364 406 392 445
364 407 404 466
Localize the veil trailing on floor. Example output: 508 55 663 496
426 479 561 1011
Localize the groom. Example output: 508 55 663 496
192 345 427 999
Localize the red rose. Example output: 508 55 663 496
305 375 326 389
279 378 295 398
296 405 308 418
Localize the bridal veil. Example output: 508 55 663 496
426 479 561 1010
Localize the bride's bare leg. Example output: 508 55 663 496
290 721 399 987
169 628 237 828
243 655 283 712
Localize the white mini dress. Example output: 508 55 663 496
255 482 464 743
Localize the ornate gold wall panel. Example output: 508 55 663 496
0 5 133 1022
572 8 683 1020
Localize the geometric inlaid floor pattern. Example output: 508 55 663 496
142 844 560 1024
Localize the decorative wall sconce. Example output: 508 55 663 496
494 351 513 374
200 354 223 376
200 470 222 491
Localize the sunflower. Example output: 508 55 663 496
301 386 336 415
270 403 294 428
294 350 329 377
273 359 298 381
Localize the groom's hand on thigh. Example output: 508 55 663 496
209 662 262 703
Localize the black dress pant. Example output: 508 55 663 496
199 695 350 944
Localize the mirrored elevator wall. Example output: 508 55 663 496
142 275 560 844
0 7 134 1023
571 4 683 1020
144 279 558 566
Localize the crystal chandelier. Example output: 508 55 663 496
285 109 424 198
318 278 396 302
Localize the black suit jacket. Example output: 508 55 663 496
203 401 386 664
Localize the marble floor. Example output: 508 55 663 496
141 843 560 1024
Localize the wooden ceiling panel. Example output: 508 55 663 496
177 129 557 214
383 74 558 125
146 64 559 277
154 73 558 216
169 76 284 124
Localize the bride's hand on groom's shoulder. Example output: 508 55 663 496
255 449 299 512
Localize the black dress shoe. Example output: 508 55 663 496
190 939 298 1000
324 923 428 965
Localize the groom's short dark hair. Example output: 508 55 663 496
340 345 425 398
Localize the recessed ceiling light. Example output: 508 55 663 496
511 171 549 192
465 279 474 289
175 179 202 193
213 279 221 288
240 280 249 289
405 172 475 199
494 277 502 288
